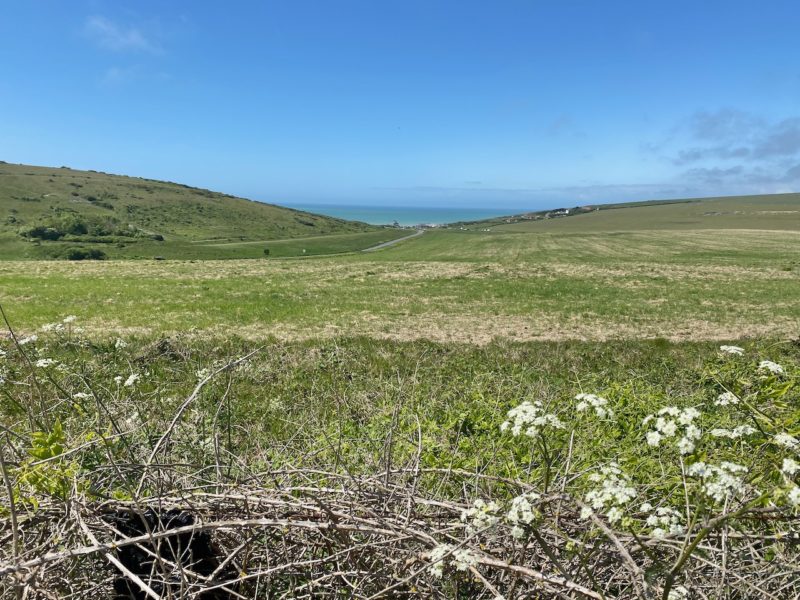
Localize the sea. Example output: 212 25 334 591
281 203 522 226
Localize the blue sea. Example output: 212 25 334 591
281 203 521 226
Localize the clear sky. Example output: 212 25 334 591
3 1 800 209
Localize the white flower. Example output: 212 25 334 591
124 373 140 387
501 400 564 438
782 458 800 476
709 425 756 439
640 502 653 512
73 392 91 400
35 358 56 368
643 506 684 538
677 437 695 455
667 585 689 600
428 544 452 578
714 391 739 406
506 492 540 533
196 368 211 380
452 548 478 572
40 323 61 333
788 486 800 506
62 315 77 323
758 360 784 375
644 407 702 453
688 461 748 503
774 433 799 451
114 375 123 385
575 393 614 419
114 338 128 350
461 499 501 533
0 349 6 358
719 345 744 355
19 335 38 346
584 463 637 522
646 431 663 446
579 506 593 520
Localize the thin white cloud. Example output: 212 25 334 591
84 15 160 54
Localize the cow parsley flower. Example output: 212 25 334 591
35 358 56 368
452 548 478 572
124 373 140 387
710 425 757 439
714 391 739 406
687 461 748 503
758 360 784 375
500 400 564 437
428 544 452 578
575 393 614 419
667 585 689 600
789 486 800 506
114 338 128 350
63 315 77 324
41 322 64 333
644 507 684 538
506 492 541 538
73 392 91 400
583 463 637 523
19 335 38 346
782 458 800 476
719 345 744 355
774 433 799 451
461 499 501 533
643 407 702 454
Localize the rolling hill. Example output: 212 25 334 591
0 162 388 260
457 193 800 232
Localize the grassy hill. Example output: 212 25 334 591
0 162 403 259
456 192 800 232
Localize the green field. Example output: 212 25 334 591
2 186 800 598
460 192 800 233
1 227 798 342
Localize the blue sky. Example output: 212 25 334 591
2 1 800 209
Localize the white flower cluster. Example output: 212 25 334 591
582 463 637 524
782 458 799 476
667 585 689 600
642 504 684 538
709 425 756 439
575 393 614 419
73 392 91 400
714 391 739 406
460 499 501 534
0 349 6 358
120 373 140 387
687 461 748 503
719 345 744 355
789 487 800 506
500 401 564 437
35 358 57 368
643 406 702 454
758 360 784 375
114 338 128 350
41 322 65 333
506 492 541 539
196 367 212 381
774 433 799 451
427 544 478 577
19 335 38 346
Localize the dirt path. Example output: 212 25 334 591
362 229 424 252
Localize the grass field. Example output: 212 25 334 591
1 227 798 343
460 193 800 233
2 188 800 598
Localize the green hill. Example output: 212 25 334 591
459 193 800 232
0 162 385 259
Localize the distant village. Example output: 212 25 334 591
384 205 599 230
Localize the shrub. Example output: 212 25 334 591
64 248 107 261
